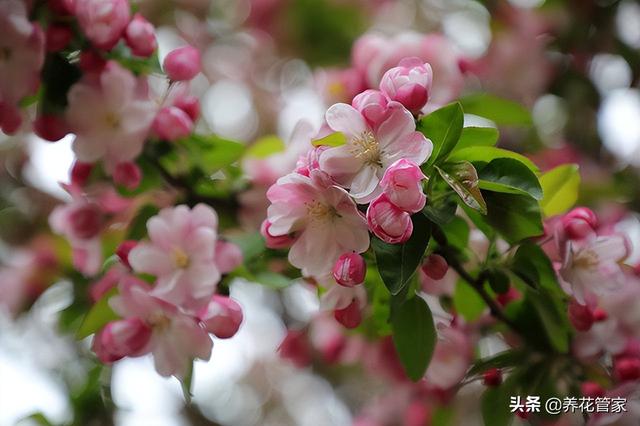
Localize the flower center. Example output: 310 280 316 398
306 200 339 222
148 312 171 331
0 47 12 62
350 131 381 167
574 248 599 269
173 247 190 269
104 111 121 129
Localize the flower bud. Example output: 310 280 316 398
79 50 106 72
68 203 104 240
46 25 73 52
152 106 193 141
116 240 137 269
483 368 502 387
366 194 413 244
261 220 296 249
334 299 362 329
70 161 93 187
568 299 594 332
113 161 142 190
163 46 201 81
614 357 640 382
380 159 426 213
199 295 243 339
581 381 605 398
332 253 366 287
593 308 608 322
421 254 448 280
279 329 312 368
352 89 388 126
174 95 200 122
93 318 152 363
496 287 520 307
562 207 598 240
0 102 22 134
76 0 130 51
34 114 69 142
379 57 432 114
124 14 157 57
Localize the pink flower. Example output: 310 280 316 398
99 277 213 377
559 234 630 304
351 89 388 126
421 254 448 280
213 240 242 274
128 204 222 312
332 252 366 287
380 159 426 213
45 24 73 52
163 46 201 81
198 295 243 339
33 114 69 142
319 102 432 203
572 318 627 359
261 220 296 249
152 106 193 141
367 194 413 244
75 0 131 50
174 95 200 121
425 324 473 389
66 62 155 172
334 299 362 329
113 161 142 190
266 171 370 278
561 207 598 240
380 57 432 114
124 13 157 57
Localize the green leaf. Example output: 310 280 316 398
372 214 431 295
391 296 436 381
511 242 561 294
437 162 487 214
481 386 514 426
453 279 486 322
254 271 294 289
417 102 464 168
447 146 539 173
226 232 265 262
127 204 159 240
312 131 347 147
526 287 570 353
484 192 543 243
246 135 286 158
439 216 470 252
487 269 510 294
460 93 532 126
180 361 194 403
478 158 543 199
76 289 119 339
467 350 527 377
539 164 580 217
455 126 499 151
185 135 245 174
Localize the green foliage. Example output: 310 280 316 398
453 279 486 322
437 162 487 214
312 131 347 147
77 289 119 339
481 385 514 426
391 295 436 381
455 126 499 151
184 135 245 175
460 93 532 126
417 102 464 169
483 192 544 243
447 146 539 173
372 213 431 295
40 53 82 114
245 135 286 158
477 158 543 199
127 204 159 240
539 164 581 216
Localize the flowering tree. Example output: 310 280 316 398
1 0 640 425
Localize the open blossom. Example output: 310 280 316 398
380 58 432 114
75 0 131 51
319 102 432 203
0 0 45 134
66 61 155 172
128 204 225 312
266 171 369 278
425 324 473 389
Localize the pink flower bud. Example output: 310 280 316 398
34 114 69 142
279 329 312 368
367 194 413 244
70 161 93 187
49 0 74 15
79 50 106 72
581 381 605 398
562 207 598 240
93 318 152 363
568 299 594 332
68 203 104 240
334 299 362 329
199 295 243 339
615 357 640 382
593 308 608 322
76 0 130 51
214 240 243 274
332 253 366 287
163 46 201 81
496 287 520 307
174 95 200 121
124 14 157 57
46 25 73 52
483 368 502 387
421 254 448 280
380 159 426 213
352 89 388 126
152 106 193 141
379 57 433 114
261 220 296 249
404 401 429 426
113 161 142 190
0 102 22 135
116 240 137 269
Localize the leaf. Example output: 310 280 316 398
312 131 347 147
453 279 486 322
460 93 532 126
539 164 580 217
372 213 431 295
417 102 464 168
185 135 245 174
226 232 265 262
467 350 527 377
246 135 286 158
455 126 499 151
487 269 510 294
76 289 119 339
481 386 514 426
478 158 543 200
439 216 470 252
391 296 436 381
526 287 570 353
437 162 487 214
127 204 159 240
447 146 539 173
484 192 543 243
180 361 194 403
511 242 561 294
254 271 294 289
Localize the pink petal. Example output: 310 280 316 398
325 103 368 139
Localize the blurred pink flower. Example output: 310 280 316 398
76 0 131 50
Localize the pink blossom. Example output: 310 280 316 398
75 0 131 51
425 324 473 389
45 24 73 52
128 204 222 312
70 161 93 187
113 161 141 190
198 295 243 339
213 240 242 274
33 114 69 142
561 207 598 240
321 283 367 311
334 299 362 329
66 61 155 172
261 220 296 249
116 240 137 269
152 106 193 141
93 317 152 363
266 171 370 278
351 89 388 126
572 318 627 359
367 194 413 244
124 13 157 57
380 58 432 114
319 102 432 203
174 95 200 121
380 159 426 213
279 329 312 368
163 46 201 81
332 252 366 287
421 254 448 281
